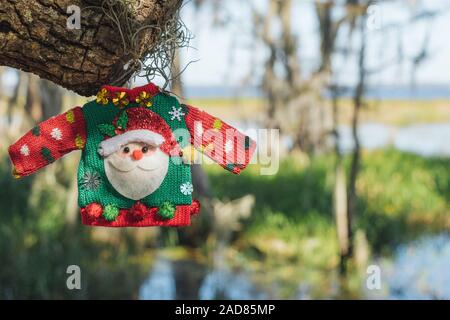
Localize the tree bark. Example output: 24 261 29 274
0 0 182 96
347 16 367 268
330 84 350 274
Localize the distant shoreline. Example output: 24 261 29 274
184 85 450 100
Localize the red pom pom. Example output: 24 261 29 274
129 201 148 221
191 199 201 215
86 203 103 219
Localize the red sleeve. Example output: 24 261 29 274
8 107 87 178
184 104 256 174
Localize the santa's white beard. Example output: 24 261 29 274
104 149 169 200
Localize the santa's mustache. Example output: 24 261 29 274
106 152 167 172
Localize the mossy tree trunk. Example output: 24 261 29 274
0 0 182 96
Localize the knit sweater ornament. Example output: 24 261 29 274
9 83 256 227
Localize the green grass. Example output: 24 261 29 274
356 149 450 252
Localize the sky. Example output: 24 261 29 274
172 0 450 88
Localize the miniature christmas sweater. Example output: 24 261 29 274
9 83 256 227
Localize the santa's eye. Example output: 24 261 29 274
123 147 130 154
142 146 149 153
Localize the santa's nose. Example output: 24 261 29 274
132 150 143 160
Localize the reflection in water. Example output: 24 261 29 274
140 234 450 300
368 234 450 300
139 254 268 300
199 243 269 300
139 257 175 300
199 269 268 300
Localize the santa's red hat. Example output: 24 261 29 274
97 107 179 157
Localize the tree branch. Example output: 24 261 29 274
0 0 183 96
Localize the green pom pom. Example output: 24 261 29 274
103 204 119 221
158 202 175 220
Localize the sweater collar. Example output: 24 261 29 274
96 83 162 107
100 83 161 100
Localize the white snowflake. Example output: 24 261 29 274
50 127 63 140
81 171 102 190
168 106 185 121
180 182 194 195
20 144 30 156
225 140 233 154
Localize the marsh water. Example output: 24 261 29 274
139 233 450 300
367 234 450 299
338 122 450 157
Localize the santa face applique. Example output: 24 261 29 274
96 107 178 202
8 83 257 228
102 141 169 200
